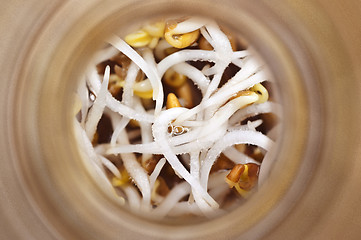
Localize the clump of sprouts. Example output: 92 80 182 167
74 17 280 219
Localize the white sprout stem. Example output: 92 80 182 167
222 146 260 165
152 108 219 208
172 126 227 154
189 152 199 201
230 56 263 83
149 158 166 188
229 102 280 125
92 45 120 64
99 155 122 178
121 62 139 106
157 50 218 77
111 64 142 145
171 17 208 34
73 120 116 197
105 93 155 123
200 130 274 190
190 152 200 181
110 117 130 145
120 146 151 211
154 38 172 60
198 93 259 138
231 58 245 69
204 22 233 57
203 69 267 109
173 65 266 125
200 27 216 47
109 113 152 211
152 181 191 218
202 64 221 76
86 68 102 94
132 97 153 164
106 122 225 156
106 129 221 156
227 119 263 132
85 66 110 140
203 71 225 102
173 104 203 125
216 57 263 95
75 120 103 169
123 185 142 212
106 142 159 155
107 35 164 115
172 63 210 95
232 50 249 59
190 151 214 214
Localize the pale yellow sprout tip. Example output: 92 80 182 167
125 30 152 48
250 83 269 104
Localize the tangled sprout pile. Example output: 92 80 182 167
74 17 280 218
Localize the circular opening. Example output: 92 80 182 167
12 0 326 239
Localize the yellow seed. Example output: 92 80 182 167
164 68 187 87
250 83 269 104
143 21 166 38
125 30 152 48
166 93 181 109
164 22 200 48
134 89 153 99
